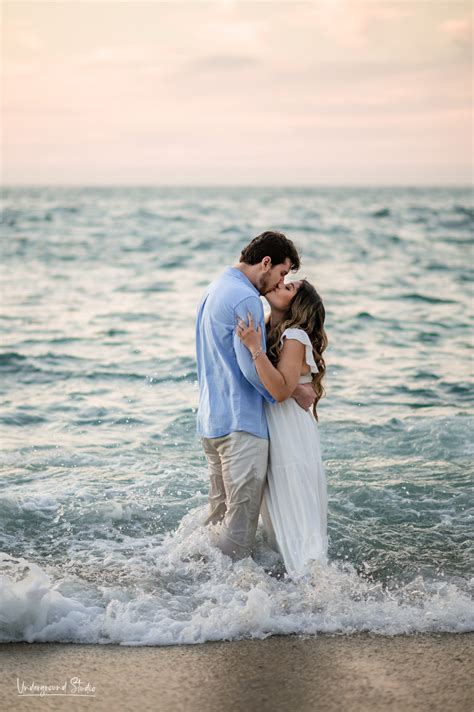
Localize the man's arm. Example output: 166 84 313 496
233 297 276 403
292 383 316 410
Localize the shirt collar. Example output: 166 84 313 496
225 266 260 297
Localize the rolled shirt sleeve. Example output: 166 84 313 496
233 296 276 404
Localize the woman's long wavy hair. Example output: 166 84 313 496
266 279 328 420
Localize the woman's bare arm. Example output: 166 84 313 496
236 314 305 402
255 339 305 402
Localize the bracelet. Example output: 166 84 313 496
251 349 263 361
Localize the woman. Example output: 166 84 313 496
236 279 328 578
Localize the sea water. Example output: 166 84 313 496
0 186 472 644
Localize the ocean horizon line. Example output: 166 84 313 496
2 183 472 190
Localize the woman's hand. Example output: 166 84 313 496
235 313 263 356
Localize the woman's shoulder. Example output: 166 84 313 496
280 328 319 373
280 327 311 346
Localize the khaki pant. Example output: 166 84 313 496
201 431 269 560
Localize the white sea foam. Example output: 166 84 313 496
1 507 472 646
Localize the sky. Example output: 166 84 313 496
2 0 472 186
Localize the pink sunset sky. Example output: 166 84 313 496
2 0 472 186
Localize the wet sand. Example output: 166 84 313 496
1 633 472 712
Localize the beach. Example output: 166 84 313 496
2 633 472 712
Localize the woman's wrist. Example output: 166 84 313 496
251 348 263 361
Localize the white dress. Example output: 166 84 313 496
260 328 328 578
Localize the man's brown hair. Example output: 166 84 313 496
240 231 300 271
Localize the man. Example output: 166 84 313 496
195 231 316 560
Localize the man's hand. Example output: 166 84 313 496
291 382 316 411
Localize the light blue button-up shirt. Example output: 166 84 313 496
196 266 275 439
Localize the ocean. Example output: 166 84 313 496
0 185 472 645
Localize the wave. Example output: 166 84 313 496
452 205 474 219
0 352 28 366
0 412 47 426
0 510 472 645
0 351 196 385
398 293 457 304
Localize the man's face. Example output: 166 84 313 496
258 258 292 295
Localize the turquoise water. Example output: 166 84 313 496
0 186 472 644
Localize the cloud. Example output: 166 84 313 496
3 0 472 185
440 17 472 43
187 53 260 73
77 45 152 67
16 30 43 51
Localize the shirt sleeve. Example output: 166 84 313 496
233 295 276 404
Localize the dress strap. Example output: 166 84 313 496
280 328 319 373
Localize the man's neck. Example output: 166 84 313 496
233 262 259 290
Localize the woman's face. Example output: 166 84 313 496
265 279 302 311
